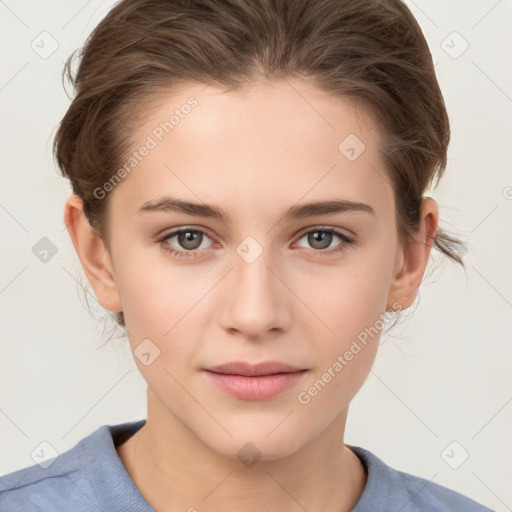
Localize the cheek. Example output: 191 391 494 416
297 276 387 414
115 254 217 376
115 249 196 330
306 257 394 347
298 248 394 392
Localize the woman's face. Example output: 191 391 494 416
98 78 407 460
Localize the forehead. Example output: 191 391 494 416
110 78 393 221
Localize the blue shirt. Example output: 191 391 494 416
0 419 494 511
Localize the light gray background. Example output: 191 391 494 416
1 1 511 510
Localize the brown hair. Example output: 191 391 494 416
54 0 467 330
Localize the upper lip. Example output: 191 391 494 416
205 361 305 376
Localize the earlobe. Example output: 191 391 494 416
63 194 123 313
386 198 439 310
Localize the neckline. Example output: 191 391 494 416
103 419 381 511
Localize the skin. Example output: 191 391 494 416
64 78 438 512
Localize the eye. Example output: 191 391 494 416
158 228 215 260
295 227 354 256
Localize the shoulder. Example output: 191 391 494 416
395 468 494 511
350 446 495 512
0 424 111 512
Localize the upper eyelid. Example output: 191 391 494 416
160 226 217 244
294 225 352 239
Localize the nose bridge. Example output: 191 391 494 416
220 234 287 336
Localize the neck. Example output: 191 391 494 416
116 388 367 512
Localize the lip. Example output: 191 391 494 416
205 361 304 376
203 361 308 400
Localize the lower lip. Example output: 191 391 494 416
204 370 308 400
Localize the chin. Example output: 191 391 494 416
205 427 308 465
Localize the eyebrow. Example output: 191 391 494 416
137 196 375 222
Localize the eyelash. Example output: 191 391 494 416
157 226 355 260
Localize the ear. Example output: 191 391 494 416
63 194 123 313
386 197 439 310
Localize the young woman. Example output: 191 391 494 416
0 0 495 510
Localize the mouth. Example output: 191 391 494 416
203 361 308 400
205 360 305 376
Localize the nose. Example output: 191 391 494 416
218 238 291 340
